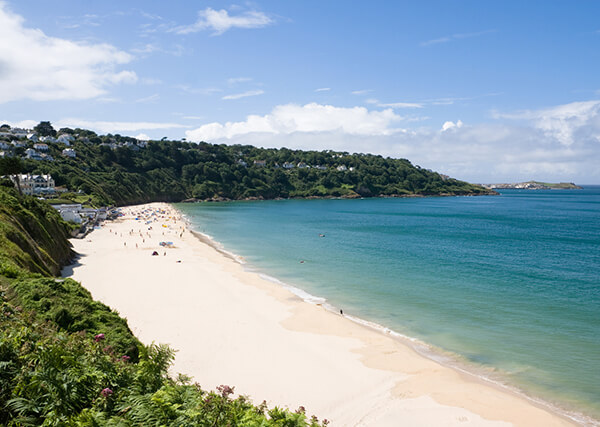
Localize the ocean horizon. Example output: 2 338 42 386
175 186 600 424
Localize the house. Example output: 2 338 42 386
336 165 348 172
11 140 26 148
0 141 10 150
25 148 43 160
237 159 248 167
11 128 28 137
253 160 267 167
62 148 76 158
283 162 295 169
12 174 55 195
122 141 140 151
41 153 54 161
57 134 74 145
27 133 39 142
40 136 56 143
314 165 328 170
136 140 148 148
297 162 309 169
33 143 49 151
52 204 83 224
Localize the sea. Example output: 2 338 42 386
175 186 600 424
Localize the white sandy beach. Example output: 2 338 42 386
63 202 576 426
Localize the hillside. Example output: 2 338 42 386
4 126 495 206
485 181 582 190
0 186 327 425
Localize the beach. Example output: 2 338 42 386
63 202 576 426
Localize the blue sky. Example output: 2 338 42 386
1 1 599 183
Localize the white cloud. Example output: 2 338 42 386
134 93 160 103
175 85 221 95
351 89 373 95
222 90 265 100
493 100 600 146
0 4 137 103
420 30 496 47
185 100 600 183
58 119 187 134
379 102 424 109
186 103 406 141
315 87 331 92
441 120 463 131
134 133 151 141
228 77 252 85
4 119 38 129
174 7 273 35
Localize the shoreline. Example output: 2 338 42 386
185 221 596 426
63 202 584 426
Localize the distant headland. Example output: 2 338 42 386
482 180 582 190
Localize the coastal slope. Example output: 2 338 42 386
64 203 575 426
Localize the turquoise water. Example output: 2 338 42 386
175 187 600 421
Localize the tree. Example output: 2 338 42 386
33 121 57 137
0 124 10 130
0 157 24 194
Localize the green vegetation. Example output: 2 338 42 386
0 185 329 425
13 124 494 206
531 181 582 189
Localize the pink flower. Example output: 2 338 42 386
217 384 234 397
94 333 105 342
121 355 131 362
101 388 113 397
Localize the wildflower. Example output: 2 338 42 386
101 388 113 397
296 406 306 414
217 384 234 398
94 333 105 342
121 355 131 362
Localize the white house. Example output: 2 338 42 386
57 134 74 145
297 162 309 168
33 143 49 151
283 162 295 169
11 128 28 137
62 148 76 158
39 136 56 143
52 204 83 224
12 174 55 195
314 165 328 170
0 141 10 150
25 148 43 160
27 133 39 142
11 140 26 148
336 165 348 171
253 160 267 167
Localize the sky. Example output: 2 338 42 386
1 0 599 183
